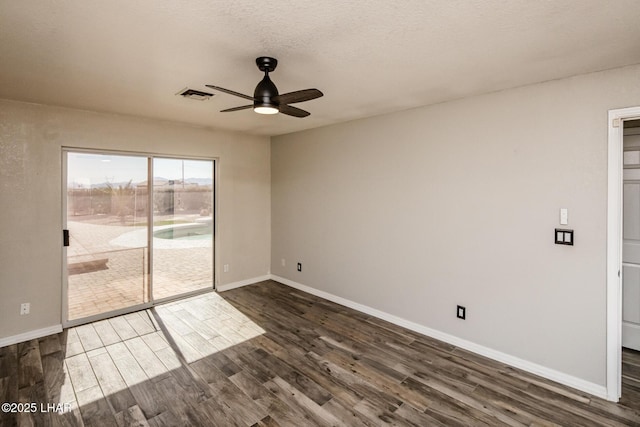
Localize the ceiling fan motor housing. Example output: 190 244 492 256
254 74 279 109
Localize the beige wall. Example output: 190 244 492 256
271 64 640 386
0 99 271 339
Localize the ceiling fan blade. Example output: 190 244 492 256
220 105 253 112
205 85 254 101
273 89 323 105
279 104 310 118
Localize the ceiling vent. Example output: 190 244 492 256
177 88 214 101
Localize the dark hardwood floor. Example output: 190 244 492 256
1 280 640 426
622 347 640 416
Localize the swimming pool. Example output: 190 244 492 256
110 218 213 249
153 223 212 240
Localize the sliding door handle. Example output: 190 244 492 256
63 229 70 247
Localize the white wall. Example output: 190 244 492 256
0 99 271 340
271 64 640 387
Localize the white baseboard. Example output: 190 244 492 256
270 275 608 400
216 275 271 292
0 324 63 348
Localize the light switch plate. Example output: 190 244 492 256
560 208 568 225
555 228 574 246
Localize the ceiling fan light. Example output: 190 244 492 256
254 106 279 115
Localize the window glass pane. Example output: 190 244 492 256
152 158 214 299
66 152 149 320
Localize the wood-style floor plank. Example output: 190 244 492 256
87 351 136 414
74 325 104 353
0 344 19 427
91 320 122 347
76 387 117 427
17 340 43 389
2 280 640 426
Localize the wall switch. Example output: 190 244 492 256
20 303 30 315
223 264 229 273
555 229 574 246
281 258 286 267
457 305 466 320
560 208 568 225
297 262 302 272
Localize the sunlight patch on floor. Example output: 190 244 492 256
153 291 266 363
64 290 265 405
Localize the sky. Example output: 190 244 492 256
67 153 213 187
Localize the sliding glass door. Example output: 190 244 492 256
65 152 150 321
152 158 214 300
64 150 214 325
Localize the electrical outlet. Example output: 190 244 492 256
223 264 229 273
297 262 302 272
281 258 286 267
456 305 466 320
20 303 30 315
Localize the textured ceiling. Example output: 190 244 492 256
1 1 640 136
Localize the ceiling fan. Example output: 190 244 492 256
206 57 323 118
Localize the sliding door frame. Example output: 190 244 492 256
62 147 218 328
150 154 218 305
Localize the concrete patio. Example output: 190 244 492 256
67 217 213 320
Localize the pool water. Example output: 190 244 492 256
153 224 212 241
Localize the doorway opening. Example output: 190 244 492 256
63 149 216 326
607 106 640 402
621 119 640 408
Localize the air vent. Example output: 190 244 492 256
177 88 214 101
